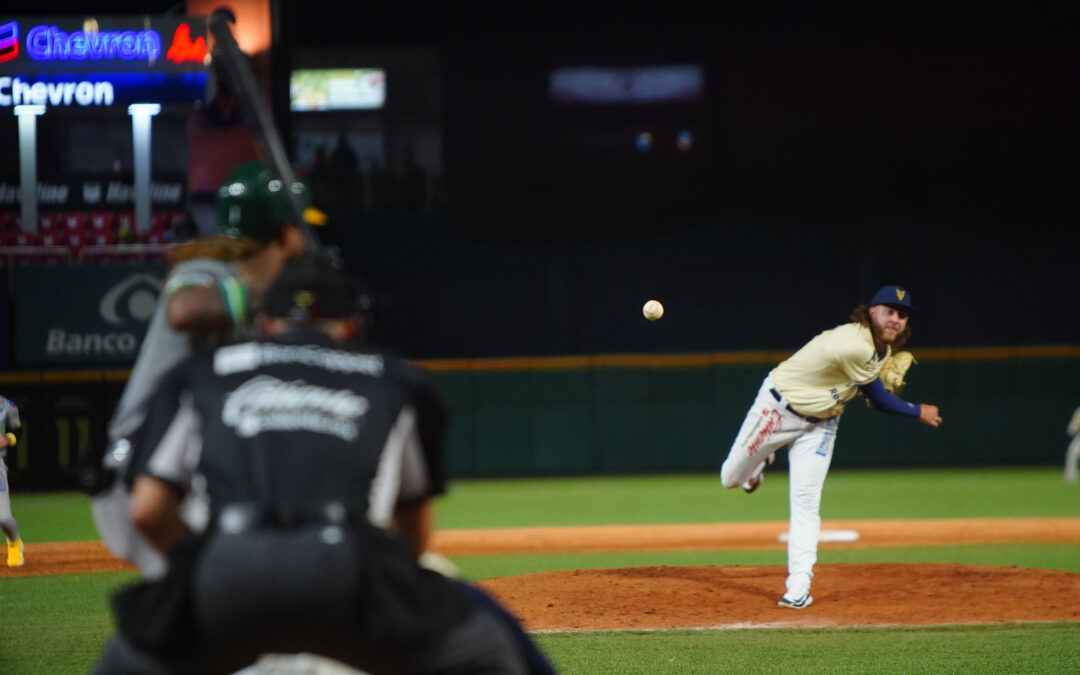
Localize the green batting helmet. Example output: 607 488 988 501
214 160 317 243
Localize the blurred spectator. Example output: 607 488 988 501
171 211 200 244
402 144 429 211
328 134 360 206
306 146 333 208
117 223 137 245
329 133 359 173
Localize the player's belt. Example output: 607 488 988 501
769 388 823 423
214 500 359 534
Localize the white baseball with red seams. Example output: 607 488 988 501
642 299 664 321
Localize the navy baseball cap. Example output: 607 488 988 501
870 285 914 313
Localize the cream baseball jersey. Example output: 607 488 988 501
771 322 888 417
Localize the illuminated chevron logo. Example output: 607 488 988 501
0 22 18 64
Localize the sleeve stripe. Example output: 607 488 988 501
164 271 217 295
366 406 417 527
218 277 249 326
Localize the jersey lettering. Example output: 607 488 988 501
215 342 385 376
746 409 783 458
222 375 369 440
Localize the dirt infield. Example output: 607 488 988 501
478 563 1080 630
1 541 136 577
5 518 1080 630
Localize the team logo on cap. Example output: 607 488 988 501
895 289 906 301
293 290 315 308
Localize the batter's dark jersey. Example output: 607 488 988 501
128 328 448 523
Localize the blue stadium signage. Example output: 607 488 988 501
0 15 207 108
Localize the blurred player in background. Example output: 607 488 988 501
94 256 532 674
1 396 24 567
719 285 942 609
1065 405 1080 484
90 159 319 578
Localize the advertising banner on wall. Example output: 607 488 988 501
14 261 168 365
0 15 208 108
0 172 187 211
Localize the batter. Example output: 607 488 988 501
91 160 312 579
720 285 942 609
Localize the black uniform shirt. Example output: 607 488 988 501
130 328 449 527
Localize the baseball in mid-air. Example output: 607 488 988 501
642 299 664 321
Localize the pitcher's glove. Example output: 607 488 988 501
880 351 917 395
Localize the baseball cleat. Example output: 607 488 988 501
777 592 813 610
741 453 776 493
741 474 763 493
6 537 24 567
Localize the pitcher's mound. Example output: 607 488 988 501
479 563 1080 631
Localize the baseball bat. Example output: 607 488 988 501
207 11 322 253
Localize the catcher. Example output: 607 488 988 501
719 285 941 609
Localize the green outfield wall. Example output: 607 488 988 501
424 347 1080 477
3 346 1075 489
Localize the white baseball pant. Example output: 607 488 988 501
721 374 839 586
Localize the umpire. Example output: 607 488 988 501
94 256 528 674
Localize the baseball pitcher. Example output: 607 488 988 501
1 396 24 567
719 285 942 609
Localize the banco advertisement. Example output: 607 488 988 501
15 262 167 365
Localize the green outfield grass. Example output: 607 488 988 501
2 467 1079 673
434 467 1080 528
535 623 1080 674
4 491 104 542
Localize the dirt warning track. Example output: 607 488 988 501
429 517 1080 555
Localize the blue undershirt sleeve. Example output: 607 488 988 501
859 378 921 417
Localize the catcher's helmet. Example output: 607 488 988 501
214 160 317 243
263 254 374 324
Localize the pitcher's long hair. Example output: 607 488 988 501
851 304 911 352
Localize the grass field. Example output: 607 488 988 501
2 467 1079 673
